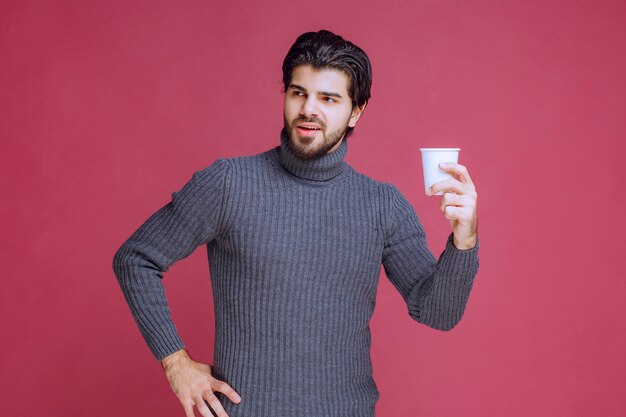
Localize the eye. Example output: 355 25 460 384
323 97 335 103
292 90 305 96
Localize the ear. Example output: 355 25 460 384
348 102 367 128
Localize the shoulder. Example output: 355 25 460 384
342 170 418 238
344 166 389 191
211 149 275 173
345 167 409 202
187 157 232 187
194 151 267 179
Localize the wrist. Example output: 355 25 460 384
453 234 477 250
160 348 190 371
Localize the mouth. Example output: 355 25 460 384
296 124 322 137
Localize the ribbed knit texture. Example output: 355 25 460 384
113 128 480 417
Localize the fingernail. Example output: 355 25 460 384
439 162 447 168
235 395 242 402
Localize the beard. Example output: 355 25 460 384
283 115 348 161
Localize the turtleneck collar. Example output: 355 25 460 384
271 127 349 182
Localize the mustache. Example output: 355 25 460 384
292 117 325 128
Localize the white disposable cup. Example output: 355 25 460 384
420 148 460 195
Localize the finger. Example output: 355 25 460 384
440 192 464 212
430 178 464 196
443 205 457 219
202 392 229 417
443 205 469 221
213 380 242 404
439 162 474 186
182 401 195 417
194 396 217 417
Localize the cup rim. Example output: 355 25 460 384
420 148 461 151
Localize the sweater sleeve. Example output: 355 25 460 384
381 183 480 331
112 158 231 361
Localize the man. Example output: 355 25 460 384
113 30 479 417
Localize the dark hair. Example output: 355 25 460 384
282 30 372 138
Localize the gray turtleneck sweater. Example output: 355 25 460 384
113 129 480 417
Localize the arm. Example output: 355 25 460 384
112 158 231 361
381 184 480 331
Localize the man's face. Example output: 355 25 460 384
283 65 366 160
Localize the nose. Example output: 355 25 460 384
300 95 319 117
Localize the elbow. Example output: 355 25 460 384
112 246 124 279
409 308 464 331
427 317 462 332
112 239 167 282
432 320 460 332
112 243 131 280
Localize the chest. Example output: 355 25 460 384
217 182 384 279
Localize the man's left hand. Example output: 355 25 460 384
426 162 478 250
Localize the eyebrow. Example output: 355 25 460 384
288 83 343 99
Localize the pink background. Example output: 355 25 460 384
2 1 625 416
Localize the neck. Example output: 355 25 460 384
272 127 349 182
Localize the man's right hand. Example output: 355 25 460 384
161 349 242 417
